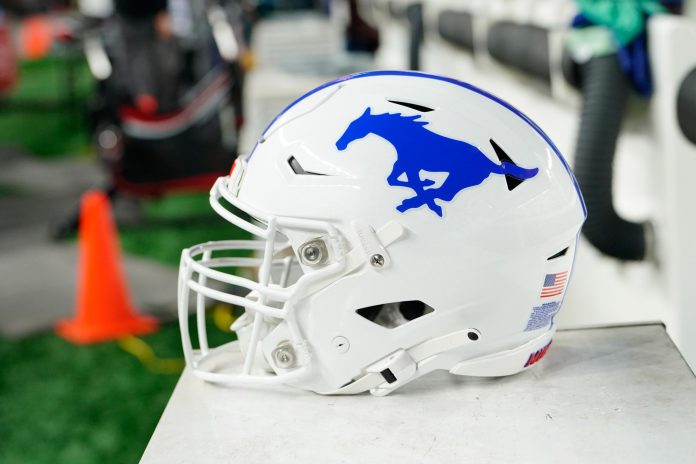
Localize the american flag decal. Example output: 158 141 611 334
540 272 568 298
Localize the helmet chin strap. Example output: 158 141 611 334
322 328 482 396
321 221 482 396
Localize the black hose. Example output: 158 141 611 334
677 66 696 145
406 2 424 71
562 47 582 89
487 21 550 83
438 10 474 51
574 54 648 260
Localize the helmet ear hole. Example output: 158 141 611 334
356 304 382 322
398 300 426 320
356 300 434 328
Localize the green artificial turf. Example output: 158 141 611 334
0 55 93 157
0 191 247 463
0 317 234 464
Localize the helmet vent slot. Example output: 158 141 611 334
547 247 569 260
288 156 326 176
356 300 434 329
386 100 434 112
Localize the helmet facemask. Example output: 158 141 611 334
178 171 350 387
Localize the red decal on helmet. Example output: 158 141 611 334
524 340 552 368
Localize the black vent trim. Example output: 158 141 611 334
547 247 569 260
490 139 522 191
288 156 326 176
387 100 434 112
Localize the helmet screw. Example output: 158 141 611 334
299 239 328 266
332 336 350 354
370 254 385 268
302 245 322 263
272 341 296 369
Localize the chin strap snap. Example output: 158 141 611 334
324 328 481 396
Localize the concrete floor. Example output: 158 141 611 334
0 150 179 337
142 324 696 464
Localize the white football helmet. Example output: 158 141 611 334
178 70 585 396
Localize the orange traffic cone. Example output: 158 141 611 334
56 191 158 344
20 15 53 60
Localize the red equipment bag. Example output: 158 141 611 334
0 11 18 95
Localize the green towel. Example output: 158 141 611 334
566 26 616 63
575 0 666 46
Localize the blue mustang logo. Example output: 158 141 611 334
336 107 539 217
